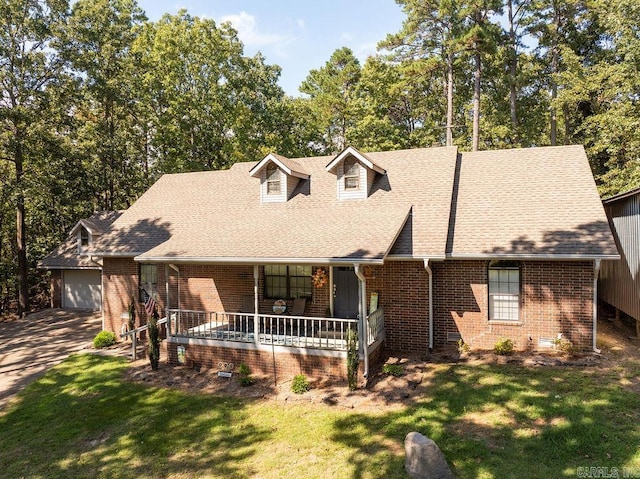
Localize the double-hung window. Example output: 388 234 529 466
343 158 360 190
266 164 281 195
264 265 312 299
488 261 520 321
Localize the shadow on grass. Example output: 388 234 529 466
0 354 270 478
331 363 640 479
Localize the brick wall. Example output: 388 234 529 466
366 262 430 354
167 341 348 379
103 258 166 334
432 260 594 351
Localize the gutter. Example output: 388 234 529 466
593 259 602 353
134 255 386 265
423 259 434 350
354 264 369 379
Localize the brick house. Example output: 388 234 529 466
76 145 617 379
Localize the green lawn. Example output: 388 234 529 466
0 354 638 478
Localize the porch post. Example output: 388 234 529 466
354 264 369 378
254 265 260 343
164 264 170 336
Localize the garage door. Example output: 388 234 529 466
63 270 102 310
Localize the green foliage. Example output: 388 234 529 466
382 363 404 377
147 308 160 370
457 339 471 354
553 337 575 356
291 374 310 394
237 363 253 387
494 337 514 355
346 327 359 390
127 296 136 332
93 330 117 349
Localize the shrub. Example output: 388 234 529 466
93 330 116 349
346 327 359 390
457 339 470 354
382 363 404 377
127 296 136 332
148 309 160 370
291 374 310 394
553 337 575 355
237 363 253 387
494 337 514 355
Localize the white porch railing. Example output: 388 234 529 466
167 309 363 351
367 308 385 345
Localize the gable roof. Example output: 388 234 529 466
448 146 618 258
40 211 122 270
249 153 310 179
325 146 386 174
91 147 459 263
86 145 618 264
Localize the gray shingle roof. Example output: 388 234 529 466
40 211 122 269
88 145 617 263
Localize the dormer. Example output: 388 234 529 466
325 146 386 200
250 153 310 203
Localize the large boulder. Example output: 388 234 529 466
404 432 454 479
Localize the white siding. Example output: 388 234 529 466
337 160 367 200
260 167 287 203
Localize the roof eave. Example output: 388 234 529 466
325 146 386 174
249 153 310 179
446 253 620 261
133 255 386 266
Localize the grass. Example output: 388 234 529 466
0 354 639 478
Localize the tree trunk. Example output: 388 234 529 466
446 52 454 147
472 51 481 152
507 0 519 143
550 3 559 146
15 128 28 317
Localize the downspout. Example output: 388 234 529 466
254 265 260 344
593 259 601 353
423 259 434 350
169 264 180 336
354 264 369 378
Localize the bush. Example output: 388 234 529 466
553 337 575 355
457 339 470 354
148 309 160 370
346 328 359 390
382 363 404 377
237 363 253 387
494 337 514 355
291 374 310 394
93 330 116 349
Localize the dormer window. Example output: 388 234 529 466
250 153 309 203
343 158 360 190
325 146 386 201
266 163 281 195
80 228 89 247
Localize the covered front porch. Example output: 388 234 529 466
157 262 387 378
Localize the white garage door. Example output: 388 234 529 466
63 270 102 310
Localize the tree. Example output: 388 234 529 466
0 0 69 316
299 47 362 153
58 0 147 210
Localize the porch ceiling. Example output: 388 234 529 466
135 205 411 264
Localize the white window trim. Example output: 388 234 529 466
488 262 520 322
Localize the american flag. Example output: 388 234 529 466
142 289 156 316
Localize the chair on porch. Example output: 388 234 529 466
289 297 306 316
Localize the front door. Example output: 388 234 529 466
333 267 359 318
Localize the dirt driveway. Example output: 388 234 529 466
0 309 102 410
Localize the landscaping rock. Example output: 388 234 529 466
405 432 454 479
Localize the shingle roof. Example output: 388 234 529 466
92 147 459 262
449 145 618 257
88 145 617 263
40 211 122 269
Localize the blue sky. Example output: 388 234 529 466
137 0 406 96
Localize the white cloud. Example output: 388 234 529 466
220 11 290 48
341 32 354 42
296 18 305 29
